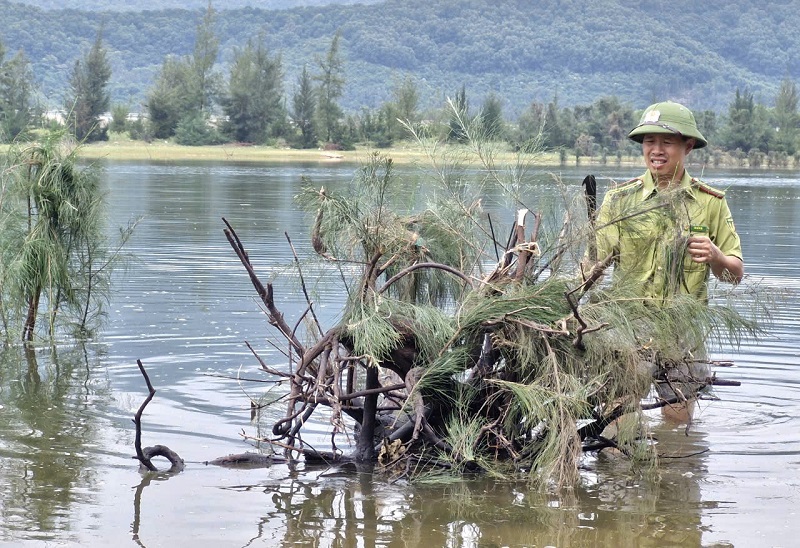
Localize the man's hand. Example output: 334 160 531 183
686 235 719 264
687 235 744 283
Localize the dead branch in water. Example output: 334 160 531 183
223 207 746 486
133 360 184 473
219 155 755 487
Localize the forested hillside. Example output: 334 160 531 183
1 0 798 114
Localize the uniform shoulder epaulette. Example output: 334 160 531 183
691 178 725 199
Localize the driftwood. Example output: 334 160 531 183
205 452 286 468
133 359 184 473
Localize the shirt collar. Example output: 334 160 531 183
641 170 696 200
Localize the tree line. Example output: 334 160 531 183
3 0 800 116
2 5 799 164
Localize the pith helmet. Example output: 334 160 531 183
628 101 708 149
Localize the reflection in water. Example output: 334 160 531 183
131 471 183 548
0 343 109 543
221 424 706 547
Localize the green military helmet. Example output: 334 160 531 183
628 101 708 149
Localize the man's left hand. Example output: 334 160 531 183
687 235 744 283
687 235 719 264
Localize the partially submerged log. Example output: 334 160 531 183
205 452 286 468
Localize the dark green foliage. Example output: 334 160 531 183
3 1 800 154
146 56 191 139
174 112 224 146
516 96 579 153
335 114 357 151
514 101 546 151
0 46 36 142
353 106 394 148
349 76 422 147
478 92 505 141
574 96 635 152
65 30 111 142
719 88 771 153
191 4 220 115
221 38 285 144
314 30 345 145
290 65 318 149
126 116 150 141
772 78 799 155
695 109 718 146
144 6 220 139
389 75 419 130
109 103 128 133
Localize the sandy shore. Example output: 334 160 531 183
3 136 789 170
4 136 647 168
71 139 579 166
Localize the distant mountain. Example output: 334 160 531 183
11 0 379 11
2 0 798 115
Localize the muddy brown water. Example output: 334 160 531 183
0 161 797 547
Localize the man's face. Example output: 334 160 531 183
641 133 695 183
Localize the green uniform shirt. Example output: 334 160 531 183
595 170 742 301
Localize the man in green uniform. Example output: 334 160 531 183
596 101 743 300
594 101 744 419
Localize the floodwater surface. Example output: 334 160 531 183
0 160 798 547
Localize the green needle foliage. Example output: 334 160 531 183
284 104 768 487
0 130 136 343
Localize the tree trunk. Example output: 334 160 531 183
22 288 40 342
355 365 379 462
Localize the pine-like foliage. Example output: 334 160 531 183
243 104 768 487
65 30 111 143
0 130 136 342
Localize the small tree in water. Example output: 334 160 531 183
0 130 135 342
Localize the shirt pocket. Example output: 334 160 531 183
681 252 709 295
618 232 654 276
